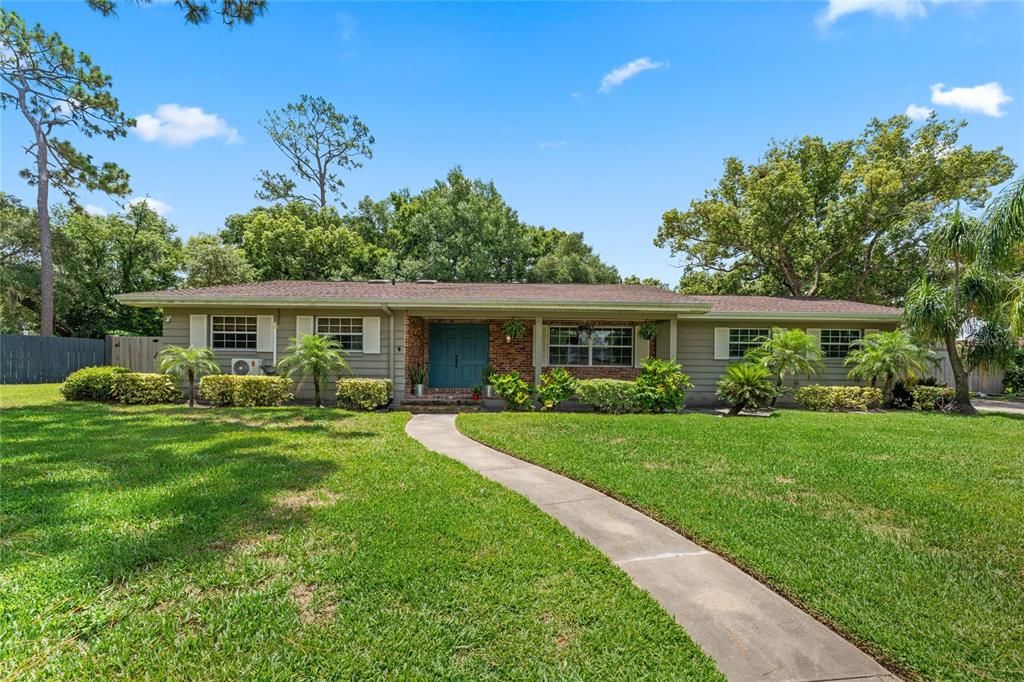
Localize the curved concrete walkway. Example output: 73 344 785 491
406 414 896 682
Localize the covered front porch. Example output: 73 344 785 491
403 313 679 395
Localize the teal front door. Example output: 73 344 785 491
428 323 489 388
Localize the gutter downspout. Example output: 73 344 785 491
382 303 395 400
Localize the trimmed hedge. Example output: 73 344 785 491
576 379 637 414
793 385 883 412
61 365 130 401
110 373 182 405
335 378 393 411
910 385 955 411
198 375 293 407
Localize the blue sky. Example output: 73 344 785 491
3 0 1022 284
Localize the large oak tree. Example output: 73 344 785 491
655 115 1014 304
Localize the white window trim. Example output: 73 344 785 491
314 316 364 353
210 315 259 351
727 328 771 360
819 328 863 360
547 325 635 368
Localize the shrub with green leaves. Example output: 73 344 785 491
716 363 777 416
491 371 534 411
198 375 238 406
234 376 293 407
110 372 182 405
634 358 693 413
575 379 637 414
909 385 956 411
793 385 883 411
1004 364 1024 394
336 378 393 411
537 368 577 411
61 365 130 401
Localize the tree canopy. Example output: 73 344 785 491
656 115 1015 304
85 0 266 26
182 234 255 288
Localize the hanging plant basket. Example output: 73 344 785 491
503 318 526 342
639 322 658 341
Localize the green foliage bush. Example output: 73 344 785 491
909 385 956 411
793 385 883 411
716 363 777 415
576 379 637 414
536 368 577 411
1004 364 1024 394
61 365 130 401
335 378 393 411
110 372 182 405
198 375 293 407
634 358 693 413
491 371 534 411
235 376 293 407
198 375 237 406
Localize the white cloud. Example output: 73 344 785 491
930 82 1011 117
905 103 934 120
538 140 567 149
337 13 357 43
83 204 107 216
598 57 665 94
818 0 926 26
134 104 241 146
128 197 172 216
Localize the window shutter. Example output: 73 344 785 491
256 315 274 352
189 314 208 349
362 316 381 354
295 315 314 340
713 328 730 360
806 328 821 358
634 326 650 368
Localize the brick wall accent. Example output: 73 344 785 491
488 320 534 381
543 366 642 380
405 316 427 382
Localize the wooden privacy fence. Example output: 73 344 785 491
932 353 1007 395
109 335 161 373
0 335 108 384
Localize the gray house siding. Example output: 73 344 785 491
160 306 406 404
676 319 899 406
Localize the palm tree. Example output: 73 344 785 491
277 334 350 407
746 327 823 406
716 363 777 416
979 177 1024 336
157 345 220 407
845 330 935 406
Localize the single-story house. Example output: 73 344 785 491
117 280 903 405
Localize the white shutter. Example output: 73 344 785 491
634 326 650 368
713 327 730 360
295 315 314 340
806 328 822 358
362 316 381 354
189 314 208 349
256 315 274 352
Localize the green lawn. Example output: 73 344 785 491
459 410 1024 681
1 385 720 680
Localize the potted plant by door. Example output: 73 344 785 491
502 318 526 343
409 362 428 397
482 365 496 398
471 384 482 401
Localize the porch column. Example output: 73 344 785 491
533 316 544 385
669 318 678 362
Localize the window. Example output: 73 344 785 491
728 328 770 359
820 329 862 359
549 326 633 367
211 316 257 350
316 317 363 351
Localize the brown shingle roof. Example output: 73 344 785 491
117 280 902 317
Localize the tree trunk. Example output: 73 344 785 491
726 402 745 417
770 376 782 407
314 378 321 407
35 130 54 337
187 369 195 407
945 330 976 415
882 374 894 408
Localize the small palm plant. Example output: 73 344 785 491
746 327 823 406
716 363 777 416
845 330 935 406
157 345 220 407
277 334 350 407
